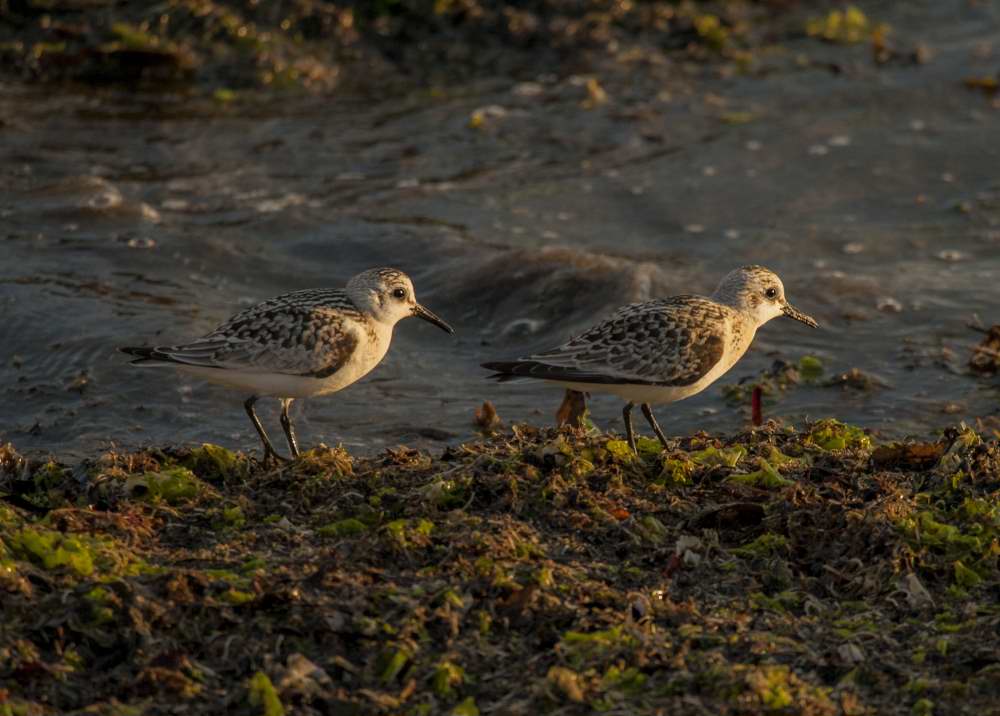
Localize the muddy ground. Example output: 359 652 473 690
2 418 999 715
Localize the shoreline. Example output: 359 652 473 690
2 419 998 715
0 2 891 94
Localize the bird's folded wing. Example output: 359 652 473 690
524 298 728 387
153 307 362 378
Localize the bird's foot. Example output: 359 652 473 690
262 449 291 467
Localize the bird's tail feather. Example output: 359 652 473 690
120 346 176 367
482 361 541 383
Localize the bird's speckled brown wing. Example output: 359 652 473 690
125 289 367 377
483 296 730 386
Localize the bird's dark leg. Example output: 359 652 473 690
622 402 637 455
244 396 286 464
279 398 300 459
641 403 670 450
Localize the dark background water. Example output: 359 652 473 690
2 1 999 458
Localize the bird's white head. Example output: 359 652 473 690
711 265 818 329
346 268 454 333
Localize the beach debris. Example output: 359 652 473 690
963 76 999 95
822 367 889 391
877 297 903 313
806 6 884 45
751 385 763 426
555 390 588 428
473 401 502 433
871 441 946 471
968 324 1000 374
724 356 824 407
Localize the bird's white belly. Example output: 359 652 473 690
548 380 708 405
175 367 331 399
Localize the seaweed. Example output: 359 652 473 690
0 0 868 92
1 421 998 714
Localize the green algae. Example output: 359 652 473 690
182 443 245 482
741 664 836 713
658 455 695 485
0 502 22 525
433 660 465 697
30 41 68 59
750 590 801 614
561 626 637 668
84 585 117 624
953 561 983 589
384 518 434 548
217 505 246 529
690 445 745 468
693 14 728 51
762 446 800 468
32 460 65 490
725 459 794 489
128 466 208 505
749 665 793 709
213 88 238 103
605 439 634 462
635 436 665 458
896 507 997 573
798 355 825 381
317 517 368 538
600 664 647 694
241 556 267 574
247 671 284 716
420 477 469 509
806 6 881 44
805 419 872 452
110 22 164 50
7 528 95 576
677 623 703 639
731 533 788 559
635 515 669 544
221 587 256 605
720 111 758 125
450 696 479 716
378 648 410 683
0 699 49 716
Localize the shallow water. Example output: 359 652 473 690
2 1 1000 458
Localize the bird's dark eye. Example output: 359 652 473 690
765 287 778 300
392 287 407 300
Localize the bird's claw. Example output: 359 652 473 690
263 449 291 466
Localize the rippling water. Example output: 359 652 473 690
2 3 999 458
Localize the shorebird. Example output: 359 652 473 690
122 268 453 462
483 265 817 453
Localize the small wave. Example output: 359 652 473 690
433 244 691 346
22 176 160 222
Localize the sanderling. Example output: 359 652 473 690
483 265 817 453
122 268 454 462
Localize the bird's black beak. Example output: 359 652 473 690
412 303 454 334
782 302 818 328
